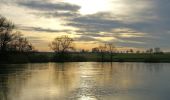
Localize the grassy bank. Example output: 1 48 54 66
1 52 170 64
70 53 170 62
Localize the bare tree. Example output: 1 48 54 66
92 47 99 53
10 32 33 52
129 49 134 53
106 43 115 61
50 35 74 53
0 16 15 53
146 48 153 54
50 35 74 61
98 44 107 62
0 16 33 53
136 50 140 54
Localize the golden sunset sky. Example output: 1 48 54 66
0 0 170 51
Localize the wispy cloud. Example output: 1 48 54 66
18 0 80 12
18 26 71 33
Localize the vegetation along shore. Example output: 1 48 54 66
1 15 170 64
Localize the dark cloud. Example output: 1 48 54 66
32 11 79 18
18 26 71 33
65 12 149 37
65 12 125 34
18 0 80 12
76 31 136 38
66 12 170 49
75 28 148 46
76 32 106 37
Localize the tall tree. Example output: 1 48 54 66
106 43 115 61
0 16 14 53
0 15 33 53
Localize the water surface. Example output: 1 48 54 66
0 62 170 100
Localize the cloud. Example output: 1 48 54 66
65 12 126 34
74 36 100 42
18 26 71 33
18 0 80 12
31 11 79 18
65 12 150 37
76 28 147 38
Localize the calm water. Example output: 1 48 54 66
0 62 170 100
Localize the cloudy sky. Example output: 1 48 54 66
0 0 170 51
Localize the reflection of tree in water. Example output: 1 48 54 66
0 63 79 100
0 64 29 100
145 63 162 72
51 63 80 99
124 63 162 73
0 75 8 100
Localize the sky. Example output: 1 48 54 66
0 0 170 51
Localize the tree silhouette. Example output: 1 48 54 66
9 32 33 52
98 44 107 62
106 43 116 61
50 35 74 53
0 16 15 53
50 35 74 61
129 49 134 53
0 16 33 53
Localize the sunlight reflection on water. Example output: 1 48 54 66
78 96 97 100
0 62 170 100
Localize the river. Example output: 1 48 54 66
0 62 170 100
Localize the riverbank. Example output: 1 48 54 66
1 52 170 64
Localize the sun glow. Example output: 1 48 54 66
64 0 112 15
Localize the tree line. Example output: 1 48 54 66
0 15 164 62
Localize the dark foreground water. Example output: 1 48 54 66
0 62 170 100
